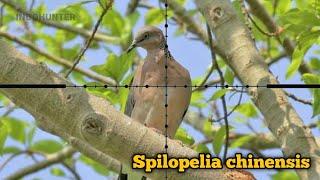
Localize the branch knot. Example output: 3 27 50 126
81 113 105 136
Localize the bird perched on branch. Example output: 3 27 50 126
119 25 192 180
126 25 192 138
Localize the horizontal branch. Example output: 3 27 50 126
0 30 117 86
0 0 119 44
6 146 76 179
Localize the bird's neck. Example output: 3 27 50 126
146 41 172 63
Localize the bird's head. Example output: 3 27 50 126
127 26 165 53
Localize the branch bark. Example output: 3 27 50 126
195 1 320 179
0 39 253 179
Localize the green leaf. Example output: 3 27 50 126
286 30 320 79
309 58 320 70
27 126 36 146
190 91 206 108
55 30 77 43
272 171 299 180
286 48 305 79
3 118 27 144
302 73 320 116
91 53 133 83
224 68 234 85
194 144 210 153
0 122 8 154
80 155 109 176
2 146 21 154
56 4 92 28
50 167 66 177
62 45 81 59
174 128 195 146
33 3 47 30
230 135 253 149
279 9 320 29
145 8 173 25
31 140 63 154
277 0 292 15
209 89 229 101
38 33 60 56
213 125 226 156
235 103 258 118
203 120 213 137
101 9 125 36
127 12 140 28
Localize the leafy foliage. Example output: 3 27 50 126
174 128 195 145
302 73 320 116
0 0 319 179
80 155 110 176
278 7 320 78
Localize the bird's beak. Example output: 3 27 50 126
126 41 136 53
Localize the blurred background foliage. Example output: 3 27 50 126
0 0 319 179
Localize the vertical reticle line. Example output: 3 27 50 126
164 0 169 179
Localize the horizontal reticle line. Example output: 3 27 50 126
0 84 66 88
266 84 320 88
0 84 319 89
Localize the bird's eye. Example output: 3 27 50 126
144 34 149 39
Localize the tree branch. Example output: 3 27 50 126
125 0 140 15
195 1 320 179
0 0 119 44
0 31 117 86
0 39 254 180
5 146 76 180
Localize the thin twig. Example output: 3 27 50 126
272 0 279 17
265 52 287 65
240 0 255 41
65 0 114 78
126 0 140 15
28 0 35 11
211 87 245 123
62 162 81 180
285 91 312 105
192 63 215 92
247 13 279 37
1 104 16 117
5 146 76 180
0 151 30 172
205 23 229 163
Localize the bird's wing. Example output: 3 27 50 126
124 77 135 116
124 62 143 117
